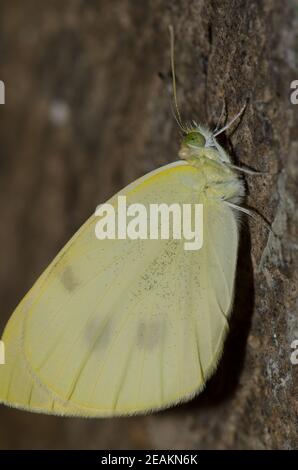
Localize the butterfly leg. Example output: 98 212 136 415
213 103 247 138
224 200 273 233
213 99 227 133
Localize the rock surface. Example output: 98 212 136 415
0 0 297 449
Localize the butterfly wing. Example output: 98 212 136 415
0 161 238 416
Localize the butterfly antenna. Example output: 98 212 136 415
169 25 186 133
170 103 186 132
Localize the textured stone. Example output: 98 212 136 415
0 0 297 449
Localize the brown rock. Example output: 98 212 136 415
0 0 297 449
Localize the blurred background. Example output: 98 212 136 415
0 0 297 449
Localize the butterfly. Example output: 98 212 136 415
0 27 255 417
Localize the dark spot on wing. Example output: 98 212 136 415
85 317 112 350
136 319 164 351
61 266 78 292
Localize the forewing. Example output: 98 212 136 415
0 161 238 415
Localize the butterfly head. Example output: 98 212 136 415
182 130 206 148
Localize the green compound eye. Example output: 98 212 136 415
182 131 206 148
